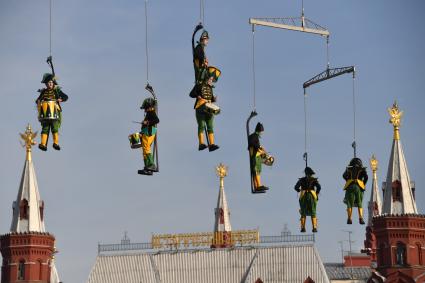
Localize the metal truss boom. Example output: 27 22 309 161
249 17 329 37
303 66 355 89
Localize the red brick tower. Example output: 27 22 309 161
363 155 382 264
367 103 425 283
0 125 61 283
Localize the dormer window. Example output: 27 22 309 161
392 180 402 202
40 201 45 221
19 199 29 220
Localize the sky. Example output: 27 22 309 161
1 0 425 282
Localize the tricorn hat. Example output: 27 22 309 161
200 30 209 40
255 122 264 133
349 157 363 167
304 166 315 176
41 73 57 84
141 97 156 110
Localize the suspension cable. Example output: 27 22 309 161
326 35 330 70
144 0 150 84
200 0 205 24
352 71 357 157
49 0 52 56
251 24 256 111
303 89 308 167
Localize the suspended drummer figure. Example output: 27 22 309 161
294 167 321 233
248 122 274 193
190 24 221 152
343 157 368 224
128 96 159 176
36 59 68 151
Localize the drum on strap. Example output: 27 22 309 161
37 100 59 122
128 132 142 149
204 102 221 115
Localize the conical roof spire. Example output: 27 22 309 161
10 124 46 232
213 163 232 233
367 155 382 226
382 102 417 214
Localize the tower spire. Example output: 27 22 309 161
382 102 417 214
11 124 45 232
367 155 382 226
212 163 232 248
1 124 61 283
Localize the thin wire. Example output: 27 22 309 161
251 25 256 110
49 0 52 56
200 0 205 24
304 92 307 155
352 72 356 145
145 0 150 83
326 36 330 70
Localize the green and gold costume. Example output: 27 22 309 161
294 167 321 232
36 73 68 151
248 123 269 192
343 158 368 224
140 98 159 171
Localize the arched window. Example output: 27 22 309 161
378 243 386 266
19 199 29 220
396 242 407 265
392 180 402 202
417 243 423 265
38 259 43 280
17 260 25 280
39 201 44 221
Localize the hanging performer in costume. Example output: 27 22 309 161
248 122 273 192
343 157 368 224
294 167 321 233
138 97 159 175
191 25 220 151
36 73 68 151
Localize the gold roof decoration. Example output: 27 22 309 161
370 155 378 173
216 163 228 178
388 101 403 140
20 124 37 161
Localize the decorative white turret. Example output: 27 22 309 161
382 102 417 214
10 124 46 233
367 155 382 226
211 163 233 248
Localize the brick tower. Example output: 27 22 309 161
0 125 61 283
367 103 425 283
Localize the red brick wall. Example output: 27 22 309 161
0 233 55 283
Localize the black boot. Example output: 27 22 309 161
209 144 219 152
52 143 61 151
138 169 153 175
359 218 365 225
347 218 352 225
198 144 207 151
38 144 47 151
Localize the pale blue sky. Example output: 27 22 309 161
1 1 424 282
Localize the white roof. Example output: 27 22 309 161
382 138 418 214
10 159 46 233
87 245 330 283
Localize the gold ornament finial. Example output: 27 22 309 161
20 124 37 161
216 163 228 178
370 154 378 173
388 101 403 140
